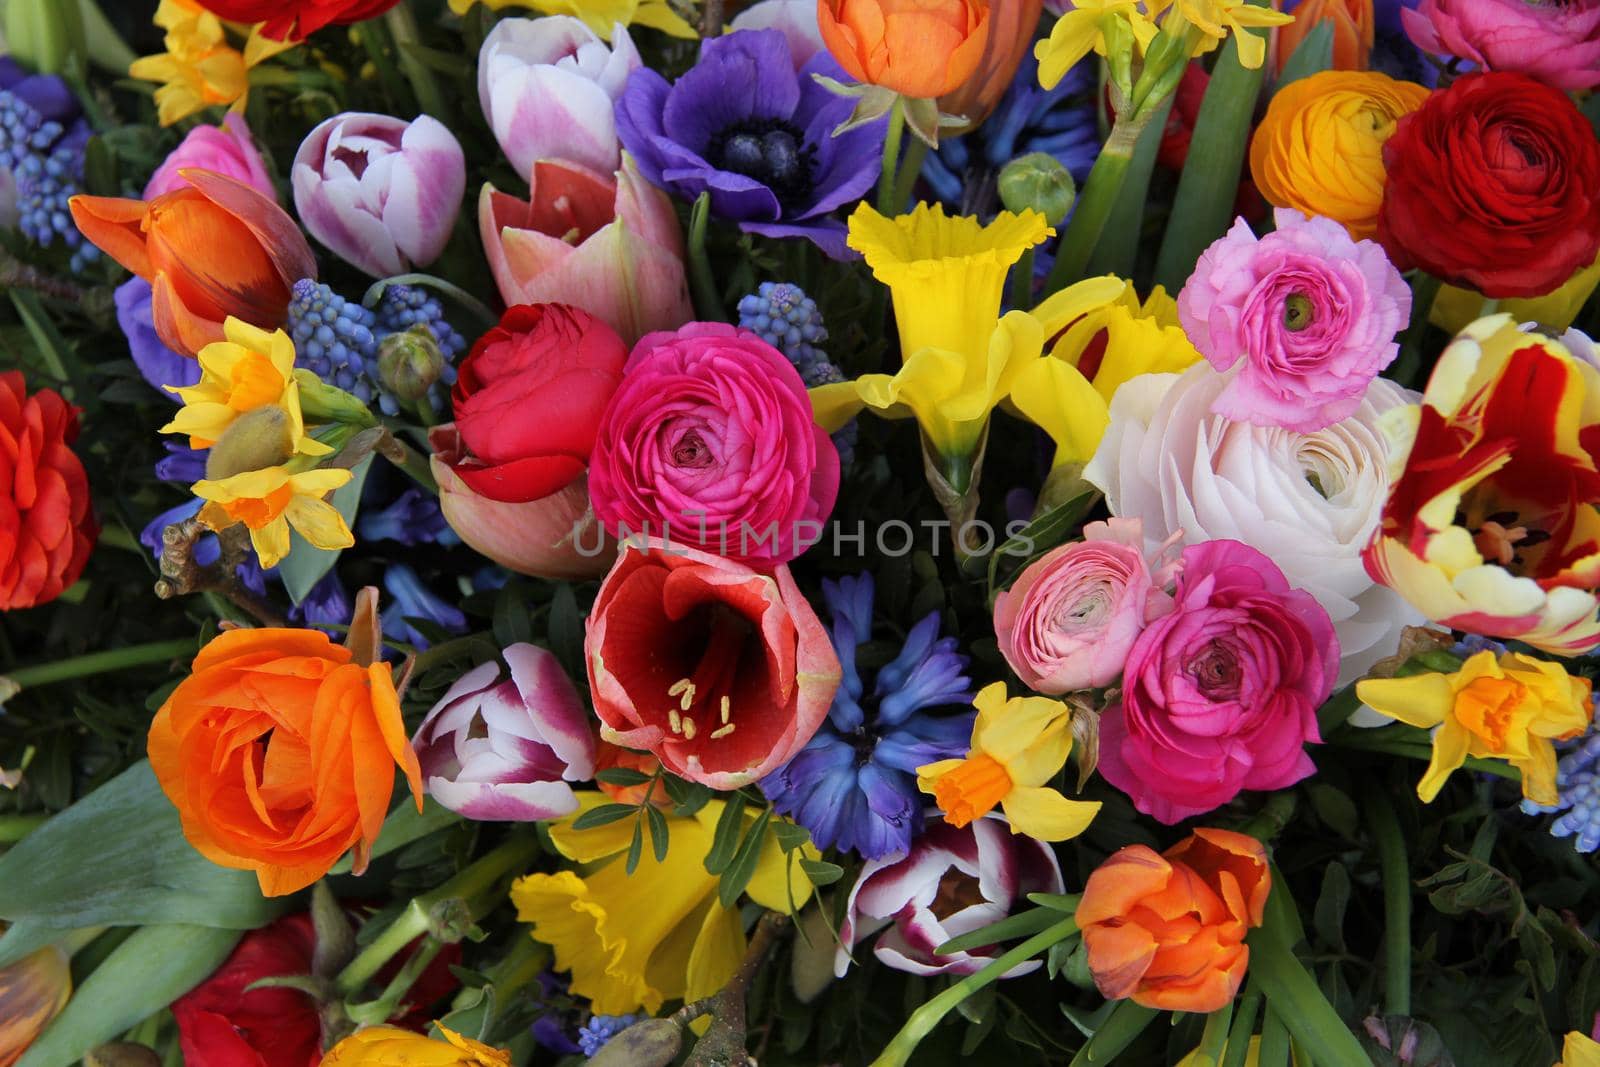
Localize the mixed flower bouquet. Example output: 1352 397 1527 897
2 0 1600 1064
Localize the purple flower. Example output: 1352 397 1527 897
358 486 459 546
154 442 207 484
381 563 467 649
1177 209 1411 433
835 814 1064 978
115 278 199 400
615 29 885 259
412 643 598 821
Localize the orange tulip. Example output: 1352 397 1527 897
818 0 993 99
1075 828 1270 1013
70 170 317 359
148 616 423 897
940 0 1042 131
1275 0 1374 74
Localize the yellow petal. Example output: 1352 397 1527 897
1008 357 1109 469
282 496 354 553
1417 721 1471 803
1000 786 1101 841
1354 673 1455 730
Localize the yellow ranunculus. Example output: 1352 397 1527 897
0 943 70 1067
1249 69 1430 240
511 793 814 1016
446 0 695 39
194 465 354 568
162 318 329 457
811 202 1084 486
917 682 1101 841
1034 0 1159 90
320 1025 510 1067
130 0 290 126
1007 280 1200 472
1356 651 1592 804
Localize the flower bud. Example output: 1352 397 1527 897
998 152 1077 228
378 326 444 404
585 1018 682 1067
297 372 378 428
204 407 296 481
789 905 837 1004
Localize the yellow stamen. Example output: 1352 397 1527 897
668 710 682 735
682 717 697 740
720 696 731 724
668 678 696 711
711 724 735 739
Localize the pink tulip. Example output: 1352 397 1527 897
291 112 465 278
145 113 275 201
479 156 692 345
728 0 824 68
478 15 640 181
430 423 617 580
411 643 597 822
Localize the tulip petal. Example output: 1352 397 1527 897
426 775 581 821
181 169 317 290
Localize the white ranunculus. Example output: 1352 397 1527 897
1084 363 1422 716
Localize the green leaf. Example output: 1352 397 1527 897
491 583 532 649
328 796 461 876
594 767 651 788
82 134 117 196
799 858 844 887
772 820 812 853
936 905 1062 955
1274 20 1334 90
719 806 772 909
547 583 583 681
1084 91 1175 279
979 487 1100 587
645 803 670 864
0 762 277 965
570 803 639 831
1067 1000 1159 1065
703 793 747 876
1151 0 1272 292
15 924 240 1067
9 290 76 389
625 819 645 875
1246 913 1370 1067
279 455 373 604
1313 863 1351 952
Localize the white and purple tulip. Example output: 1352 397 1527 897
834 813 1065 978
291 112 466 279
412 643 597 822
477 15 640 183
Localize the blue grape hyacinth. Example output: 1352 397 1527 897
1522 709 1600 853
736 281 857 467
761 572 974 859
577 1015 645 1058
1 67 99 273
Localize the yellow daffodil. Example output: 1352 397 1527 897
1150 0 1294 69
130 0 292 126
1560 1031 1600 1067
1008 279 1200 472
917 682 1101 841
1356 651 1593 805
1035 0 1159 90
511 793 814 1016
446 0 695 39
811 203 1069 481
194 465 354 569
162 319 329 459
320 1025 511 1067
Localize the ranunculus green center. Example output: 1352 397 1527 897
1284 293 1314 332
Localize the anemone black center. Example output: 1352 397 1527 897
708 119 815 209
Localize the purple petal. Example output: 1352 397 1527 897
425 777 582 822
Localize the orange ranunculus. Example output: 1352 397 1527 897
1075 828 1270 1013
70 170 317 359
1275 0 1374 74
940 0 1042 131
148 615 423 897
818 0 992 99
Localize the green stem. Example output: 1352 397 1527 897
875 98 907 216
1220 993 1263 1067
385 3 450 120
1332 735 1523 782
871 918 1078 1066
387 439 439 495
0 814 47 843
96 523 144 555
1392 271 1443 389
334 836 538 996
1366 790 1411 1016
1042 129 1139 295
687 193 723 320
891 136 929 213
1009 249 1036 311
357 17 413 115
1257 1005 1291 1067
1 637 194 692
1195 1000 1234 1066
363 274 497 332
349 937 445 1024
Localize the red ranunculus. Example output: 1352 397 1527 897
1376 72 1600 299
449 304 629 504
586 541 841 790
193 0 401 41
0 372 95 611
173 913 462 1067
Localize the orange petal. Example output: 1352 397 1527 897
69 195 154 279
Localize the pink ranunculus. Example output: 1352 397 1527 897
585 540 841 789
477 16 640 181
412 644 597 822
1403 0 1600 92
480 156 692 346
1177 208 1411 434
728 0 825 69
994 517 1182 695
145 113 275 201
429 424 617 580
834 813 1064 979
1099 539 1338 824
588 323 840 567
291 112 466 278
